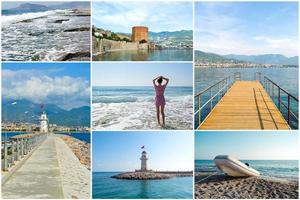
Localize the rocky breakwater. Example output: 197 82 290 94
112 171 193 180
112 172 172 180
56 134 90 170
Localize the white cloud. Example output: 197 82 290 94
92 2 193 32
2 69 90 110
195 2 298 57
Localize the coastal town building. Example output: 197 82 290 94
132 26 148 42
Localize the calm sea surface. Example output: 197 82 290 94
92 172 193 199
194 67 299 128
93 49 192 61
195 160 298 182
93 86 193 130
2 132 90 143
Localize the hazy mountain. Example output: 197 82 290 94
3 2 90 14
3 3 49 14
48 2 90 10
224 54 298 65
148 30 193 40
2 99 90 127
195 50 241 63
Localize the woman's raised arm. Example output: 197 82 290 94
162 76 169 86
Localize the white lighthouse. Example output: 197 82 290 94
40 110 49 133
140 150 148 171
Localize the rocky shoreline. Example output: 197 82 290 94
55 134 90 170
112 171 193 180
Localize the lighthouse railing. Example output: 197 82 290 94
1 132 48 172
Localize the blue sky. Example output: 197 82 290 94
92 1 193 33
2 63 90 110
93 63 193 87
195 131 299 160
195 2 298 56
93 131 194 172
2 1 90 9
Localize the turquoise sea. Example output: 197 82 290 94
92 172 193 199
195 160 298 182
93 49 193 61
194 67 299 128
92 86 193 130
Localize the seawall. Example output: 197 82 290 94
92 37 148 55
112 171 193 180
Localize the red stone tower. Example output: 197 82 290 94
131 26 148 42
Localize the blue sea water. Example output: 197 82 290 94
2 9 90 61
195 160 298 182
194 67 299 128
92 172 193 199
55 132 90 143
2 132 90 143
93 49 193 61
1 132 25 141
92 86 193 130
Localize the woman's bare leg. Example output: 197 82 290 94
156 106 161 125
161 105 165 126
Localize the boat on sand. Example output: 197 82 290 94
214 155 260 177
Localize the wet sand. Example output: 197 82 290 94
195 173 298 199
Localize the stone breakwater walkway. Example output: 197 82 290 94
55 136 90 199
2 134 90 199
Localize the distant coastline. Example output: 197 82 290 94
194 65 298 68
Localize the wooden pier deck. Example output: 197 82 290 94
199 81 290 130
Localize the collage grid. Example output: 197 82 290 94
1 0 299 199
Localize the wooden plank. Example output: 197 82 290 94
199 81 290 130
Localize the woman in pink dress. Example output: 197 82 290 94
153 76 169 127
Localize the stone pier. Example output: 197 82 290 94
2 134 90 199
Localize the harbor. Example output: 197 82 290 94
1 109 90 199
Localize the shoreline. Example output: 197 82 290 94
194 66 298 69
195 172 298 199
55 134 90 170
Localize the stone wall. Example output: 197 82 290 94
93 37 148 55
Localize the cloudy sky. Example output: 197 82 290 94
195 2 298 57
92 1 193 33
2 63 90 110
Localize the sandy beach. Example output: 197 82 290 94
195 172 299 199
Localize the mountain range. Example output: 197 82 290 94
223 54 298 65
2 99 90 127
195 50 299 65
2 2 90 15
195 51 241 63
148 30 192 40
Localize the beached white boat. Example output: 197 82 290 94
214 155 260 177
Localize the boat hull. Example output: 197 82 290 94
214 155 260 177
